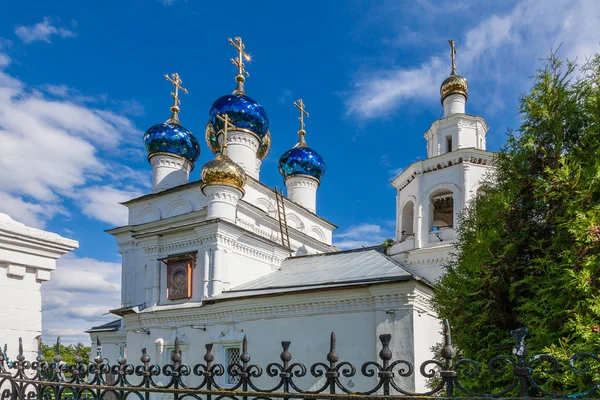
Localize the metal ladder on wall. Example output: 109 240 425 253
274 187 291 249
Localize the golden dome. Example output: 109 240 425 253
440 72 468 103
201 154 247 193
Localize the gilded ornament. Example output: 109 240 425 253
440 40 468 103
201 113 247 193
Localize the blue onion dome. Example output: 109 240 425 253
144 72 200 165
144 120 200 164
278 136 326 183
207 93 269 140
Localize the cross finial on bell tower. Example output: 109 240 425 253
216 113 236 156
448 40 457 75
293 99 309 147
165 73 188 123
229 37 251 94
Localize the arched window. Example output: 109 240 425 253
401 201 414 240
431 190 454 230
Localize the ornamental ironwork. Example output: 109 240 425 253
1 321 599 400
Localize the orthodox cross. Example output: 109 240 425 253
165 73 188 122
229 37 251 78
165 73 188 107
293 99 309 146
448 40 456 75
294 99 309 132
216 113 236 155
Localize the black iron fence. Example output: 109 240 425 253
1 322 599 399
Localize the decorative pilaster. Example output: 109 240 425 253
211 247 224 297
202 249 210 299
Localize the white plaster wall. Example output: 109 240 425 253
243 180 334 245
425 115 488 157
107 282 435 393
0 266 42 361
412 310 443 392
127 179 334 245
128 187 205 226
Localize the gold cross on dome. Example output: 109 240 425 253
229 37 251 78
294 99 309 132
448 40 457 75
165 73 188 108
216 113 236 155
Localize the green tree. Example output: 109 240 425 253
41 342 91 365
432 52 600 394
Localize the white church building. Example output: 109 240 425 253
87 39 495 392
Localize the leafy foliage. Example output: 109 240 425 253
432 52 600 393
41 343 91 365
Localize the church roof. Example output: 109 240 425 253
210 247 429 301
85 319 122 333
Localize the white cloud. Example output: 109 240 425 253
42 255 121 344
347 0 600 119
0 54 10 68
75 185 144 226
15 17 76 44
334 223 394 250
0 51 147 228
0 192 67 228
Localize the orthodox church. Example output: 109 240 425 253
87 39 494 392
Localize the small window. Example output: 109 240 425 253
225 346 241 384
446 135 453 153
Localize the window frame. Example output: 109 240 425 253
221 343 243 387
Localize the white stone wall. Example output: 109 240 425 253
104 281 439 393
0 214 77 360
150 154 192 193
0 265 43 360
425 115 488 158
285 175 319 213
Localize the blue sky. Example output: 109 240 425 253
0 0 598 344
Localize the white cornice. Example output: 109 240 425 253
391 148 496 191
0 214 78 255
138 222 286 266
125 282 432 329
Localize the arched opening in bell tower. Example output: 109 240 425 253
430 191 454 230
400 201 414 240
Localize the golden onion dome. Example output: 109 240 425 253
201 154 247 194
440 72 468 103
